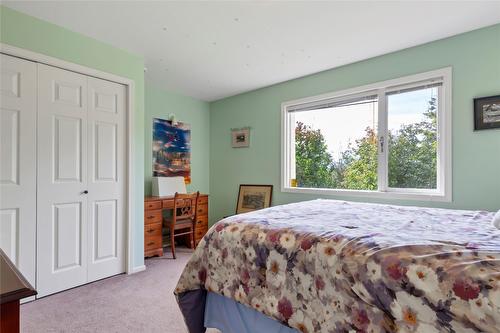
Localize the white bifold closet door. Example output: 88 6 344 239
86 76 126 282
0 54 37 288
37 64 126 297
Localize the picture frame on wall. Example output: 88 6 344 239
474 95 500 130
231 127 250 148
152 118 192 183
236 184 273 214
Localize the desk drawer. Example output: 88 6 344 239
144 222 162 237
144 210 162 224
196 215 208 226
162 200 174 209
197 196 208 205
197 204 208 216
195 216 208 236
164 200 193 209
144 235 162 251
195 228 207 240
196 223 208 233
145 201 162 210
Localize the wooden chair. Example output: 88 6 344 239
163 192 199 259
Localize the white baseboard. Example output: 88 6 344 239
129 265 146 274
21 296 36 304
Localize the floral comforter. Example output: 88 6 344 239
175 199 500 333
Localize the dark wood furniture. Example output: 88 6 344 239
0 249 37 333
164 192 199 259
144 194 209 258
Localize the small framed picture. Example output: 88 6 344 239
236 184 273 214
231 127 250 148
474 95 500 130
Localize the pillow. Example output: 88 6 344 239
493 210 500 229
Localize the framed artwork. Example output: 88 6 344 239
152 118 191 184
236 184 273 214
231 127 250 148
474 95 500 130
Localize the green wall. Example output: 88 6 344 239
144 83 210 195
209 24 500 223
0 6 146 268
2 4 499 244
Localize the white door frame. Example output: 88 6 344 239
0 43 138 275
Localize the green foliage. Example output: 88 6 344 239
295 98 437 190
388 97 437 189
341 128 378 190
295 122 335 188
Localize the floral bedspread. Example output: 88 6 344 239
175 199 500 333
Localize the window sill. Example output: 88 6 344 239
281 186 451 202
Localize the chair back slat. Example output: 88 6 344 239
173 191 199 222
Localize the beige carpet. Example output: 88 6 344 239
21 248 214 333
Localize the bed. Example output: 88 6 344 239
175 199 500 333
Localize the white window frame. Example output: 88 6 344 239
281 67 452 202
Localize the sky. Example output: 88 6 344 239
294 87 437 159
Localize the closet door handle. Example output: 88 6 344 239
82 190 89 194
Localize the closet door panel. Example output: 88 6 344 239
37 64 88 297
53 202 83 270
0 54 36 288
94 121 117 181
87 77 125 281
0 108 19 185
54 116 83 182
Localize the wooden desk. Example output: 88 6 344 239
144 194 209 258
0 249 37 333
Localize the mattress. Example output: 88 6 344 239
205 291 297 333
175 199 500 333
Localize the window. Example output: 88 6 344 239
281 68 451 201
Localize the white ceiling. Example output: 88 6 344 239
4 1 500 102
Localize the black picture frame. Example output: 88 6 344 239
235 184 273 214
474 95 500 130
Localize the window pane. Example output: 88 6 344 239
387 87 438 189
293 97 378 190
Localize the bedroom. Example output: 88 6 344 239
0 1 499 332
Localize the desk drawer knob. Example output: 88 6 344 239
147 228 154 233
147 241 155 246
